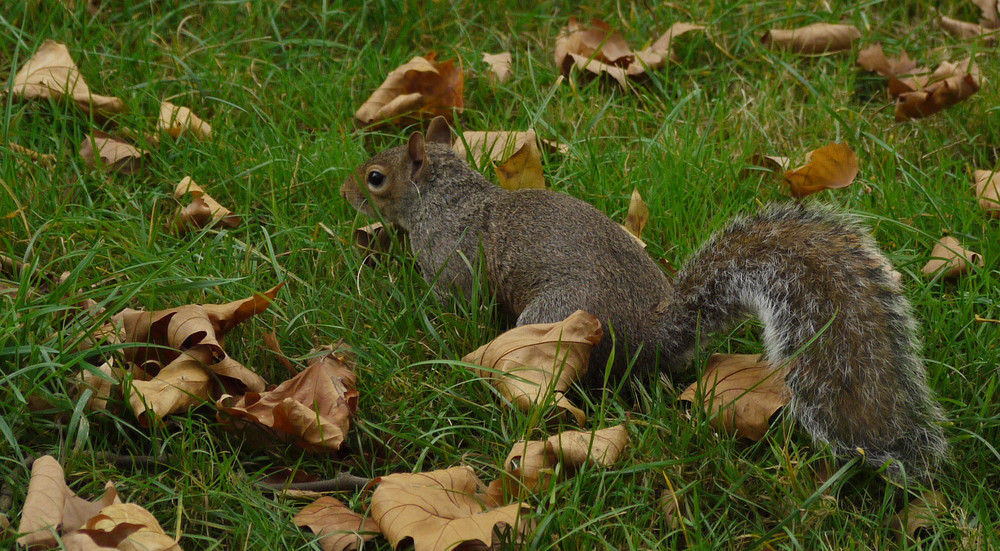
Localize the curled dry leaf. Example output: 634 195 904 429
159 101 212 140
482 52 512 84
17 456 182 550
888 490 947 543
2 141 56 167
659 485 687 531
80 132 147 174
129 348 214 426
623 187 650 243
975 0 1000 26
762 23 861 54
370 466 526 551
857 44 919 79
294 496 378 551
494 134 545 190
939 16 998 42
548 424 629 468
973 170 1000 217
355 54 463 127
921 236 983 279
217 346 358 452
679 353 791 441
782 143 859 198
11 39 124 116
462 310 602 426
895 58 980 121
555 18 704 88
503 440 558 494
453 130 568 167
174 176 242 232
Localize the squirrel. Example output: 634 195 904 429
340 116 948 483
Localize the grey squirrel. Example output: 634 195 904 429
341 116 948 483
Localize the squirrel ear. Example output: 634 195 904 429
425 116 452 146
407 131 427 166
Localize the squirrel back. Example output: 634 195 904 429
341 117 947 482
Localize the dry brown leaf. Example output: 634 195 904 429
79 132 147 174
548 424 629 468
352 222 392 265
482 52 512 84
659 486 687 531
974 0 1000 26
217 346 358 452
782 143 859 198
895 58 980 121
856 44 919 78
554 18 703 88
888 490 946 543
78 358 128 411
2 141 56 167
355 54 463 127
624 188 650 241
173 176 241 231
11 40 124 116
370 466 526 551
200 282 284 337
77 503 181 551
679 353 791 441
129 349 214 426
921 236 983 279
494 134 546 190
762 23 861 54
462 310 602 426
453 130 568 168
503 440 558 494
973 170 1000 217
294 496 378 551
159 101 212 140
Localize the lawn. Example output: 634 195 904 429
1 0 998 549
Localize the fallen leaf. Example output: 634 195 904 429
856 44 919 78
782 143 859 198
679 353 791 441
921 236 983 279
975 0 1000 26
494 134 546 190
200 282 284 337
355 54 463 127
623 188 649 242
503 440 558 494
894 58 980 120
482 52 512 84
973 170 1000 217
462 310 602 426
129 348 214 426
659 485 687 531
77 503 181 551
79 132 147 174
548 424 629 468
217 346 358 452
888 490 946 543
370 466 526 551
78 357 127 410
294 496 378 551
762 23 861 54
453 130 568 168
159 101 212 140
2 141 56 167
11 39 124 116
173 176 242 231
16 456 122 549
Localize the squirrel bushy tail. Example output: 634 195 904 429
654 205 947 481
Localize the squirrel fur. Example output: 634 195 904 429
341 117 948 483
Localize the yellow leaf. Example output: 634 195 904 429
782 143 859 198
494 133 545 190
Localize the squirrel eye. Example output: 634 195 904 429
366 169 386 190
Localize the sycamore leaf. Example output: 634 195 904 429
79 132 147 174
453 130 568 167
762 23 861 54
547 424 629 468
355 54 463 127
975 0 1000 26
895 70 980 121
659 486 687 531
888 490 947 543
129 348 214 426
217 346 358 452
159 101 212 140
77 503 181 551
174 176 241 232
782 143 859 198
2 141 56 167
11 40 124 116
462 310 601 426
921 236 983 279
200 282 284 337
503 440 558 494
494 134 546 190
294 496 378 551
857 44 920 78
679 353 791 441
623 188 650 242
370 467 526 551
482 52 512 84
973 170 1000 218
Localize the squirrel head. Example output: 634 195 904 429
340 116 453 230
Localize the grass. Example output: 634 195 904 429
1 0 998 549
